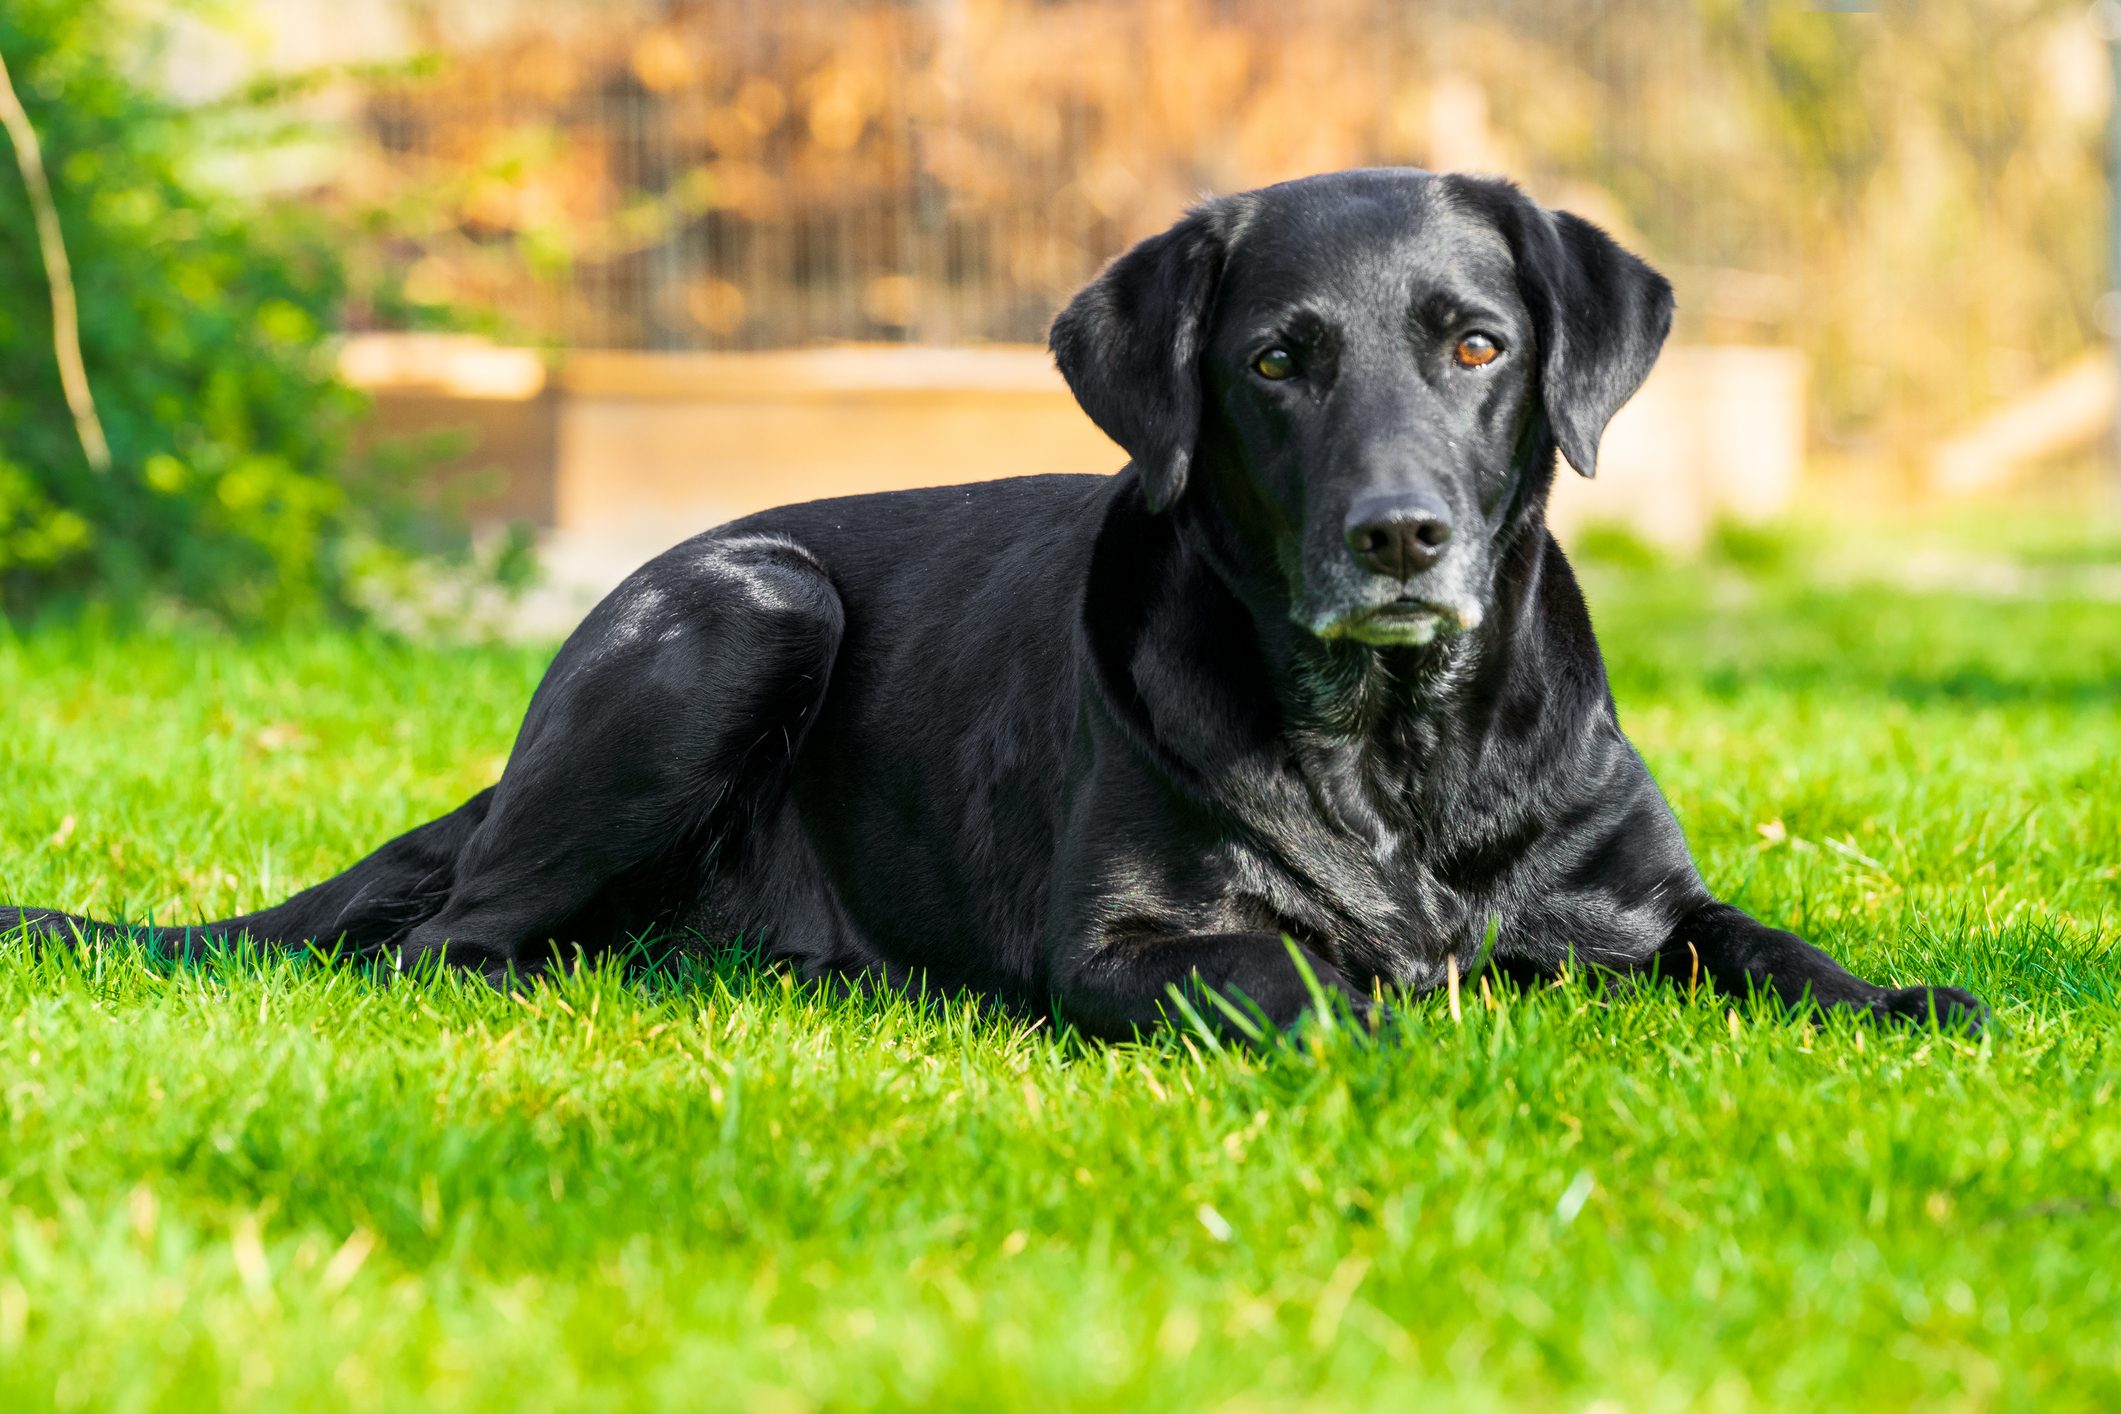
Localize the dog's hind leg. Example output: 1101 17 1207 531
394 534 844 979
3 536 841 975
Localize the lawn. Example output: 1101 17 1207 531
1 519 2116 1411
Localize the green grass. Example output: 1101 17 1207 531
1 530 2117 1411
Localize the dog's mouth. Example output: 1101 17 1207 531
1316 594 1484 647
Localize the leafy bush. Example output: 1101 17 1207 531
0 0 464 625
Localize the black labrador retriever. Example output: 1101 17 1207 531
5 169 1985 1038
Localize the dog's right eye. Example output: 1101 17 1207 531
1453 333 1502 369
1253 348 1297 380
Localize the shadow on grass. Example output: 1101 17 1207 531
9 904 2098 1065
1616 661 2121 711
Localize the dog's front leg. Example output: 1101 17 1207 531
1658 901 1987 1033
1052 932 1371 1042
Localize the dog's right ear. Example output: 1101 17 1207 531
1049 201 1242 513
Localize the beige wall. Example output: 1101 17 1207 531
550 349 1125 542
1549 346 1807 547
346 337 1805 566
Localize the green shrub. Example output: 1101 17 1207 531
1705 517 1799 574
1567 521 1666 571
0 0 464 626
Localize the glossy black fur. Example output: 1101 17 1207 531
4 170 1985 1038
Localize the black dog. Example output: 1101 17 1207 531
5 169 1984 1038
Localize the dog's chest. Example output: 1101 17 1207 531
1220 753 1491 988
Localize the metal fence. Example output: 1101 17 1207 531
346 1 1737 346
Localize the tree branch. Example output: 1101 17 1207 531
0 42 111 474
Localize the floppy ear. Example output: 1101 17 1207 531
1048 201 1241 512
1457 179 1674 478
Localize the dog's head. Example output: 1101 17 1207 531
1050 169 1672 647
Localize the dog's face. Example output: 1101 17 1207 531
1051 169 1673 646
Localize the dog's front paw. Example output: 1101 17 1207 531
1874 984 1988 1035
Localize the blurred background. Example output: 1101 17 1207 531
4 0 2119 633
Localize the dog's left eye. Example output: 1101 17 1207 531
1253 348 1297 380
1453 333 1502 369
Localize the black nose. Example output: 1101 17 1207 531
1344 496 1453 579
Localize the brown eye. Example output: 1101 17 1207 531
1454 333 1501 369
1254 348 1296 380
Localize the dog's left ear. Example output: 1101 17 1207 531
1049 199 1244 512
1455 178 1674 479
